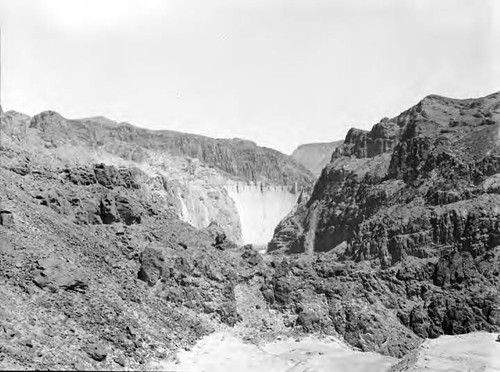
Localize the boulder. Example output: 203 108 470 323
99 195 119 224
204 222 228 249
33 258 88 292
99 194 141 225
241 245 262 267
93 163 141 189
115 195 141 225
296 311 320 332
64 167 97 185
83 342 107 361
137 247 165 286
94 163 119 188
0 211 14 228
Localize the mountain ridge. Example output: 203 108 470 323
265 91 500 355
3 108 314 187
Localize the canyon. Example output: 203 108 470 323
0 92 499 371
1 109 312 246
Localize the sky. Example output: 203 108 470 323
0 0 499 154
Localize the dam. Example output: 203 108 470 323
225 182 299 246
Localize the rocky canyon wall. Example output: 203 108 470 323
1 109 312 246
263 92 500 355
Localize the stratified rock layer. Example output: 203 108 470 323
28 111 314 187
268 92 500 355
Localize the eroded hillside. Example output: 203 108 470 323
266 92 500 354
0 108 313 369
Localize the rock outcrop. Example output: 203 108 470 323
268 92 500 355
0 106 314 369
270 92 500 259
0 141 270 369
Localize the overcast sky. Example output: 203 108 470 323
0 0 498 153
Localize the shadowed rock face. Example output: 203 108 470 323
270 92 500 258
265 92 500 355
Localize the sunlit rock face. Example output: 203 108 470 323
174 182 242 244
225 182 299 246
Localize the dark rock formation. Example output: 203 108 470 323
93 164 142 189
0 142 265 369
99 194 142 225
138 247 166 286
268 92 500 355
83 343 107 362
99 195 120 224
271 92 500 259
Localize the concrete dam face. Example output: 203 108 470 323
225 182 299 246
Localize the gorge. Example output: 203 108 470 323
0 91 499 371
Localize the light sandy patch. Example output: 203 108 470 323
390 332 500 372
148 331 397 372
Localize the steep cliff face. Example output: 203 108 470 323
28 112 314 187
2 110 313 244
225 182 299 246
266 92 500 355
271 92 500 257
291 141 344 177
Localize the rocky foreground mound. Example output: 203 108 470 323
0 108 312 369
0 143 253 369
267 92 500 354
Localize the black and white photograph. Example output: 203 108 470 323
0 0 499 370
